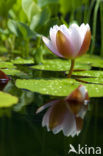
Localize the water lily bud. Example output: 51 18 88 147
42 23 91 59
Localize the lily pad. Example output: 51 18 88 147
16 79 103 97
1 69 26 77
16 79 78 96
76 77 103 84
0 91 18 107
0 56 8 61
31 59 90 71
11 57 34 64
0 62 16 69
76 54 103 68
73 70 103 78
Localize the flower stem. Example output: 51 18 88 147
68 59 75 78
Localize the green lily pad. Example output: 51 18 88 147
73 70 103 78
16 79 78 96
76 77 103 84
11 57 34 64
0 62 16 69
0 56 8 61
1 69 26 77
31 59 90 71
16 78 103 97
76 54 103 68
0 91 18 108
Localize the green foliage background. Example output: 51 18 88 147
0 0 102 59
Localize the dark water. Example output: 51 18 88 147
0 65 103 156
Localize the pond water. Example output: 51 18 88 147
0 63 103 156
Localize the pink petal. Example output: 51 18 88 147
68 24 83 56
49 25 59 49
49 100 67 130
42 36 63 57
76 106 87 119
66 85 89 102
79 23 90 45
77 30 91 57
62 112 76 136
75 117 83 132
36 100 59 114
56 30 74 58
53 124 63 134
42 107 52 131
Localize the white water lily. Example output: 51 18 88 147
36 85 89 137
42 23 91 59
42 23 91 77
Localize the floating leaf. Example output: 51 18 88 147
73 70 103 78
11 57 34 64
0 91 18 107
76 54 103 68
16 79 103 97
16 79 78 96
1 69 26 77
31 59 90 71
76 77 103 84
0 62 16 69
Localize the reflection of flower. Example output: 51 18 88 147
36 85 89 137
42 23 91 77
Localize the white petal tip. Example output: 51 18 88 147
79 85 87 99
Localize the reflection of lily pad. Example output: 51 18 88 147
11 57 34 64
0 62 16 69
31 59 90 71
0 91 18 107
16 79 103 97
76 54 103 68
1 69 26 77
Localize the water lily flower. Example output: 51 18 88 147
36 85 89 137
42 23 91 77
